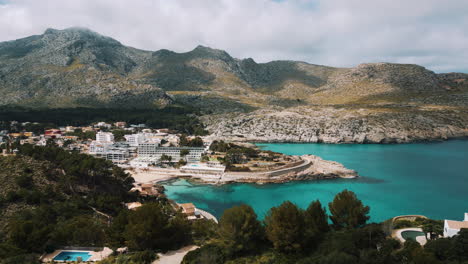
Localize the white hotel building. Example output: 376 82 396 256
96 131 114 143
124 133 162 147
137 145 205 163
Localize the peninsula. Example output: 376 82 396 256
129 154 358 185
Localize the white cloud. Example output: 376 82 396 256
0 0 467 72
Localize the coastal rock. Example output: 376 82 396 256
216 155 357 184
1 28 467 144
203 106 468 143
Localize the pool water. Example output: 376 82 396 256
402 230 425 241
53 251 92 261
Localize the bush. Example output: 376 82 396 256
5 191 21 202
15 174 33 189
393 220 415 229
131 250 157 264
182 244 227 264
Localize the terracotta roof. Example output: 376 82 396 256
446 220 468 229
180 203 196 215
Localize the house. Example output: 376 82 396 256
45 129 62 138
81 126 95 132
114 122 127 128
95 122 112 129
179 203 203 220
179 203 196 216
140 183 159 196
23 132 33 137
125 202 142 210
444 213 468 237
130 183 161 196
65 126 77 132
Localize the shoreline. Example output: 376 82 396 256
128 154 358 186
220 135 468 145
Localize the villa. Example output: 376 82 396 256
179 203 201 220
444 213 468 237
130 183 162 197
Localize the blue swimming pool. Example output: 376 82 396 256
402 230 426 241
53 251 92 261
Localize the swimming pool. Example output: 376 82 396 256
401 230 425 241
53 251 92 261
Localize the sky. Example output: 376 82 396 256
0 0 467 73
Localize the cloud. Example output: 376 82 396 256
0 0 467 72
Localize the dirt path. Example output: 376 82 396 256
153 245 199 264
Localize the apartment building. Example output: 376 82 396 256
138 145 205 163
96 131 114 143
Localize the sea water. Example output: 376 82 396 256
163 140 468 222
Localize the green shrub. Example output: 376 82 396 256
15 174 33 189
130 250 156 264
393 220 415 229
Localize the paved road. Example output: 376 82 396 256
153 245 199 264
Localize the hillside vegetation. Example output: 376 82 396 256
0 27 467 142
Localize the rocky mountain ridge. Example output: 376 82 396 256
1 27 467 142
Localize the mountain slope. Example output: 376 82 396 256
0 28 467 142
0 28 171 108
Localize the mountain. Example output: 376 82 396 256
0 28 467 142
0 28 171 108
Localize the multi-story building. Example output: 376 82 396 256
96 131 114 143
89 141 130 164
104 149 130 164
125 133 145 147
89 141 113 155
138 146 205 163
124 133 161 147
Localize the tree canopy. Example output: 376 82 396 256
265 201 305 253
328 189 370 229
218 204 263 254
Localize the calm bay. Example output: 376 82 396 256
163 140 468 222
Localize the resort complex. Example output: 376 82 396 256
1 4 468 262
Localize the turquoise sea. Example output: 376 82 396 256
163 140 468 222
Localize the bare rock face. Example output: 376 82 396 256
203 106 468 143
0 27 170 108
337 63 443 92
1 28 467 144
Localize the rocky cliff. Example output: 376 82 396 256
1 28 467 142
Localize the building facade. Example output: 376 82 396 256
444 213 468 237
124 133 161 147
96 132 114 143
138 146 205 163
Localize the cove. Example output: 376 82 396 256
163 140 468 222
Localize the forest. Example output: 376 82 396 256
0 106 208 135
0 145 467 264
